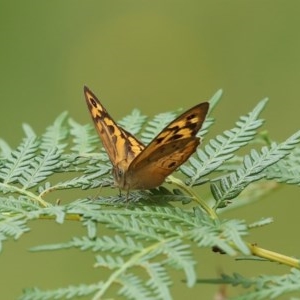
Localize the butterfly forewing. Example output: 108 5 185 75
84 86 144 168
128 102 209 171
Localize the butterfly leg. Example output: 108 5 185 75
126 189 130 201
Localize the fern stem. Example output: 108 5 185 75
39 186 59 198
92 237 174 300
248 243 300 268
0 183 50 207
39 213 82 221
167 176 218 220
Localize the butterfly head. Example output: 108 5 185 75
112 160 128 190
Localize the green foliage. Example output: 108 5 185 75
198 268 300 300
0 90 299 299
181 98 267 185
141 110 178 145
119 109 148 136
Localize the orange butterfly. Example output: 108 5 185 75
84 86 209 192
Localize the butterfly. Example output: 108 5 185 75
84 86 209 192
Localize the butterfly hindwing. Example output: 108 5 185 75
126 137 200 189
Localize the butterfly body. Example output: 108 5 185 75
84 86 209 192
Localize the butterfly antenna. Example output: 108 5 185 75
88 185 103 202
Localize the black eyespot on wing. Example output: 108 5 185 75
170 134 183 141
111 134 117 144
155 137 164 144
187 121 198 130
108 125 115 134
91 98 97 108
187 113 196 120
169 125 180 132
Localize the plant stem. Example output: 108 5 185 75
168 176 218 220
249 243 300 268
0 182 50 207
92 238 174 300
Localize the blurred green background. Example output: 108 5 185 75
1 1 300 299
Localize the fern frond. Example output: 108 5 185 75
0 90 299 300
141 111 177 144
189 208 249 256
140 90 222 145
0 196 41 215
77 203 249 258
265 146 300 184
81 206 186 240
40 111 68 150
22 123 37 138
127 187 193 205
208 89 223 112
41 166 111 193
266 160 300 184
143 262 171 300
24 203 252 299
21 147 62 189
0 139 12 160
84 160 111 177
218 219 249 254
0 137 39 184
0 138 62 191
93 249 172 300
200 268 300 300
19 283 104 300
69 118 99 154
196 89 223 137
41 206 67 223
0 214 29 250
161 239 196 287
99 213 163 241
182 98 268 185
118 109 147 135
31 235 144 255
211 130 300 206
248 217 273 229
95 254 125 269
118 273 155 300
